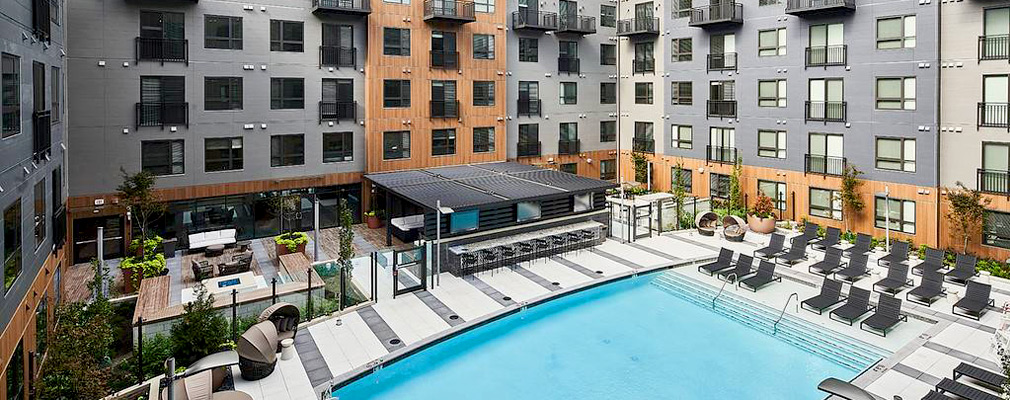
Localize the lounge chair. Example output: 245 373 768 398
912 247 947 276
873 262 913 294
791 222 819 244
219 252 253 276
922 390 954 400
860 294 908 337
953 281 995 320
776 238 809 266
696 212 718 237
192 260 214 281
238 321 278 381
810 227 841 250
754 233 786 260
698 248 734 276
738 261 781 292
809 247 847 276
723 215 747 242
830 287 874 325
935 378 1001 400
945 254 979 285
259 302 301 351
816 378 877 400
843 233 872 258
954 362 1007 390
834 253 871 282
718 254 755 282
906 269 947 306
802 278 847 315
877 240 910 268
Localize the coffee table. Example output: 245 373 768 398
206 244 225 257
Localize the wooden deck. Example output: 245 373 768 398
133 275 170 323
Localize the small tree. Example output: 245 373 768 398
269 194 303 234
838 165 865 232
632 152 649 187
116 168 165 244
38 299 116 399
337 198 355 271
170 284 229 365
671 159 688 229
946 182 991 253
727 155 745 215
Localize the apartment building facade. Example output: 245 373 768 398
0 0 67 398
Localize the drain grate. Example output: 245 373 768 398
596 270 604 274
551 282 560 286
503 296 512 301
448 314 460 320
389 338 402 346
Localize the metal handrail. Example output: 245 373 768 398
712 273 737 308
773 292 799 334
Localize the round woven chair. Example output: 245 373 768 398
258 302 300 352
237 321 278 381
722 215 747 242
695 212 719 236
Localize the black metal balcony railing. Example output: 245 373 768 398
979 169 1010 194
632 137 655 153
312 0 372 15
707 100 737 118
785 0 855 15
979 102 1010 130
633 58 655 74
430 50 460 69
319 101 356 123
689 3 743 26
518 141 541 157
424 0 476 22
430 100 460 118
805 45 847 67
136 102 189 129
32 0 50 41
805 154 846 176
707 52 738 71
557 15 596 34
616 18 659 36
32 110 51 163
135 37 189 65
559 56 580 74
707 145 738 164
512 10 558 30
805 101 847 122
320 46 356 68
559 139 580 155
979 35 1010 61
517 98 541 116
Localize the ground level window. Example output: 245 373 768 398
874 197 915 234
710 173 730 200
758 180 786 211
600 159 616 180
672 167 692 193
809 188 841 220
560 163 577 174
984 210 1010 249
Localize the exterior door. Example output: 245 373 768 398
983 75 1009 126
73 216 125 264
808 78 844 119
983 142 1010 192
635 3 654 30
140 11 185 59
140 76 185 125
984 7 1010 59
322 24 354 66
809 133 844 174
431 31 457 68
809 23 844 64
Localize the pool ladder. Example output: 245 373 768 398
773 293 799 334
711 273 737 308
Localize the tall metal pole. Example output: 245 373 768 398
98 226 107 298
616 4 624 200
313 194 320 262
884 185 891 252
435 200 441 287
165 357 176 400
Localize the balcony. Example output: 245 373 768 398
633 58 655 74
136 102 189 129
805 101 847 123
312 0 371 16
805 154 846 176
785 0 854 16
707 100 737 118
556 15 596 35
617 18 659 38
979 102 1010 130
512 10 558 31
32 0 50 41
518 141 541 157
707 52 737 71
320 46 356 68
424 0 476 23
979 35 1009 62
32 111 51 163
632 137 655 153
430 50 460 69
979 169 1010 195
517 98 541 117
136 37 189 65
805 45 847 67
707 145 738 164
559 139 580 155
319 101 356 123
688 3 743 28
430 100 460 119
559 56 580 74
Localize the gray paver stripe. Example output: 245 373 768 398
414 290 465 326
626 242 684 262
593 248 648 269
513 265 562 291
465 276 518 307
923 341 1001 372
892 363 942 386
661 233 721 252
293 329 333 387
358 305 405 352
551 256 602 279
250 240 280 280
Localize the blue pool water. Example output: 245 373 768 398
334 274 860 399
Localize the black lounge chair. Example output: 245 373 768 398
873 262 913 294
877 240 910 268
830 287 874 325
791 222 819 244
810 227 841 250
906 269 947 306
755 233 786 260
913 247 947 276
922 391 953 400
718 254 755 282
860 294 907 337
802 278 847 315
809 247 847 276
834 253 871 282
698 248 734 276
776 238 809 266
935 377 1001 400
945 254 979 285
953 281 995 320
844 233 872 258
738 261 781 292
954 362 1007 390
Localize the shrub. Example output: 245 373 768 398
120 236 167 287
275 231 309 253
39 299 116 399
750 193 775 219
170 285 230 366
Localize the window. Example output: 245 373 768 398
5 340 22 399
205 15 242 49
270 78 304 110
808 132 844 174
50 66 60 123
33 180 44 249
517 201 542 222
600 121 616 142
51 166 62 214
383 131 411 160
473 81 495 106
983 143 1010 193
142 140 184 176
205 137 243 172
560 82 577 104
574 193 593 212
601 5 617 27
430 130 456 155
270 134 304 167
3 201 20 294
51 0 61 25
758 180 786 211
205 77 242 111
560 163 578 174
519 37 538 62
672 167 692 192
875 197 916 234
985 210 1010 248
518 124 539 155
473 127 495 153
673 125 693 149
601 159 617 180
270 20 303 52
383 28 411 56
673 0 692 18
323 132 353 162
450 209 479 233
600 82 616 104
877 15 916 49
710 173 730 200
635 83 654 104
634 42 654 72
875 77 916 110
35 296 46 362
383 80 411 108
672 38 692 62
810 188 842 220
671 81 692 105
2 54 20 137
475 0 494 13
600 44 616 65
386 0 409 4
758 28 787 56
875 137 916 172
758 80 787 108
758 130 786 158
559 122 578 141
473 34 495 59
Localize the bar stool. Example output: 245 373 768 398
478 248 497 275
582 229 597 252
566 231 581 256
533 238 550 263
517 241 535 267
499 244 517 271
460 252 478 278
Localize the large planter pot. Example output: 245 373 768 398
122 269 139 293
365 215 384 229
276 242 306 257
747 214 776 234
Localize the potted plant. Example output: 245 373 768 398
119 236 167 293
364 210 384 229
747 193 777 234
275 231 309 256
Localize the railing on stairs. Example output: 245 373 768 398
773 292 799 334
712 273 737 308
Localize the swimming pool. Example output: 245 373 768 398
333 272 880 399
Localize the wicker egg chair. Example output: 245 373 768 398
695 212 719 236
722 215 747 242
237 321 278 381
258 302 301 352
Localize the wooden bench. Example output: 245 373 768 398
133 275 171 323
